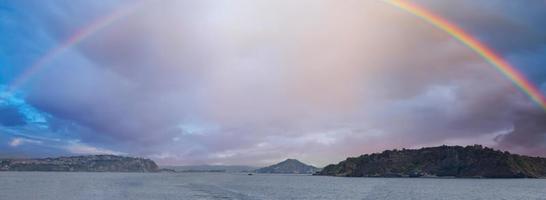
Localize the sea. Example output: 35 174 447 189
0 172 545 200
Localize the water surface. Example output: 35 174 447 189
1 172 545 199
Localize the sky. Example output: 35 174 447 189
1 0 546 167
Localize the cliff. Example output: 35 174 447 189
0 155 159 172
318 145 546 178
256 159 319 174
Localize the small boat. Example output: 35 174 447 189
248 173 253 176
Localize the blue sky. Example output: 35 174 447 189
1 0 546 166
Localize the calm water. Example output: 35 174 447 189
1 172 545 200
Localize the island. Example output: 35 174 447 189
0 155 159 172
318 145 546 178
256 159 319 174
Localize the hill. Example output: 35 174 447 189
0 155 159 172
256 159 319 174
318 145 546 178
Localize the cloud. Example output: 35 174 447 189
1 0 546 165
9 137 43 147
63 142 124 155
416 0 546 54
0 86 124 157
0 88 49 127
495 109 546 156
0 107 26 126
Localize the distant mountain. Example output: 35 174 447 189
0 155 159 172
162 165 257 173
256 159 319 174
318 145 546 178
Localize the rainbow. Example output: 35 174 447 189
3 1 545 111
385 0 546 111
1 1 145 97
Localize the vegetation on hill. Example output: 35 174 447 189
318 145 546 178
0 155 159 172
256 159 319 174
